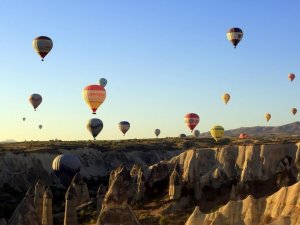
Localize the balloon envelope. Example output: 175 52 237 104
179 134 187 138
32 36 53 61
119 121 130 135
265 113 271 122
222 93 230 105
210 125 224 142
239 133 248 139
288 73 295 82
22 117 26 122
29 94 42 111
226 28 243 48
193 130 200 138
184 113 200 132
87 118 103 140
99 78 108 87
155 129 161 137
52 154 81 187
292 108 297 115
82 85 106 114
39 125 43 129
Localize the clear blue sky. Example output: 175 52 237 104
0 0 300 141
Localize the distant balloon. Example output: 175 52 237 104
292 108 297 115
288 73 295 82
83 85 106 114
87 118 103 140
52 154 81 187
193 130 200 138
32 36 53 61
210 125 224 142
222 93 231 105
155 129 161 138
179 134 187 138
226 27 243 48
119 121 130 136
29 94 42 111
265 113 271 122
22 117 26 122
39 125 43 129
239 133 248 139
184 113 200 132
99 78 108 87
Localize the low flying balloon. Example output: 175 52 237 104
119 121 130 136
155 129 161 138
52 154 81 187
29 94 42 111
99 78 108 87
210 125 224 142
239 133 248 139
226 27 243 48
87 118 103 140
32 36 53 61
193 130 200 138
292 108 297 115
288 73 295 82
222 93 231 105
265 113 271 122
39 125 43 129
184 113 200 132
179 134 187 138
83 85 106 114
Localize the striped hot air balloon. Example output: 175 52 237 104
184 113 200 132
226 28 243 48
82 85 106 114
265 113 271 122
210 125 224 142
32 36 53 61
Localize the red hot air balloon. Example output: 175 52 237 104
288 73 295 82
184 113 200 132
239 133 248 139
292 108 297 115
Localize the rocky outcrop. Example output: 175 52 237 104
64 185 78 225
96 184 107 215
186 181 300 225
42 187 53 225
169 163 182 200
34 179 45 224
71 173 90 206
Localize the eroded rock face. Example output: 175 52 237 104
187 181 300 225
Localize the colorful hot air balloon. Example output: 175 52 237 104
184 113 200 132
39 124 43 129
32 36 53 61
52 154 81 187
193 130 200 138
222 93 231 105
265 113 271 122
87 118 103 140
29 94 42 111
239 133 248 139
155 129 161 138
82 85 106 114
179 134 187 138
226 27 243 48
292 108 297 115
288 73 295 82
210 125 224 142
99 78 108 87
119 121 130 136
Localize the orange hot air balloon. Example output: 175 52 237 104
265 113 271 122
82 85 106 114
222 93 231 105
184 113 200 132
292 108 297 115
288 73 295 82
239 133 248 139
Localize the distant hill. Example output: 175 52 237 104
0 139 17 143
201 121 300 137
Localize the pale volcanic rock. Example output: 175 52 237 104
185 206 205 225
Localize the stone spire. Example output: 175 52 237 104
34 179 45 224
169 163 183 200
64 185 78 225
72 173 90 206
96 184 107 216
42 187 53 225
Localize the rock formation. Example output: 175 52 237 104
96 184 107 215
169 163 182 200
64 185 78 225
42 187 53 225
0 218 7 225
185 206 205 225
71 173 90 206
34 179 45 224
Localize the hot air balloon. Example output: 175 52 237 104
265 113 271 122
29 94 42 111
52 154 81 187
226 27 243 48
184 113 200 132
155 129 161 138
179 134 187 138
239 133 248 139
119 121 130 136
22 117 26 122
39 125 43 129
210 125 224 142
83 85 106 114
87 118 103 140
32 36 53 61
288 73 295 82
99 78 107 87
193 130 200 138
292 108 297 115
222 93 231 105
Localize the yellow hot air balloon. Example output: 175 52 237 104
265 113 271 122
82 85 106 114
210 125 224 142
222 93 230 105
